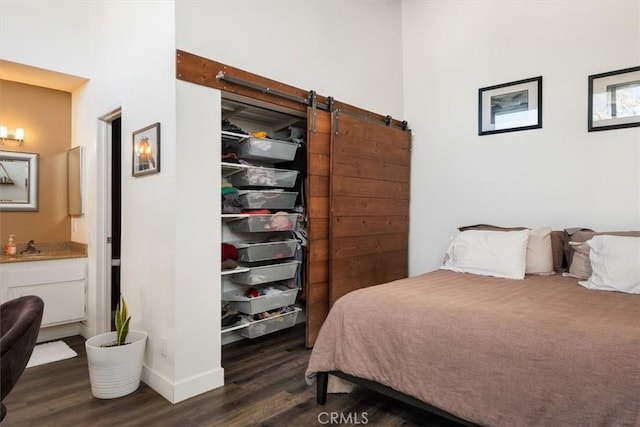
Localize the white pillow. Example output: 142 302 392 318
526 227 554 275
579 235 640 294
441 229 530 280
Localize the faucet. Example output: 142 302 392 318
20 240 41 255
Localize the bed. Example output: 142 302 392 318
305 228 640 426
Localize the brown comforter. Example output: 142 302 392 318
306 270 640 427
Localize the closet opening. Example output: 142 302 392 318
220 95 309 346
178 50 411 348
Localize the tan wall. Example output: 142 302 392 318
0 80 71 245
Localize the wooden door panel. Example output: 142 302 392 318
333 137 410 165
332 233 408 259
332 156 410 183
309 238 329 262
309 175 330 195
306 108 410 347
330 111 411 307
308 153 330 175
333 113 410 149
332 216 409 238
308 218 328 240
305 109 332 347
332 176 409 198
331 250 408 302
331 196 410 217
309 260 329 284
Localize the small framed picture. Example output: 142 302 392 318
588 66 640 132
478 76 542 136
132 122 160 177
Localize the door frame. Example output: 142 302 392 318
96 107 121 334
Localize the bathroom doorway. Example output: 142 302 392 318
110 117 122 325
97 108 122 335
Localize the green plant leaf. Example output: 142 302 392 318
115 300 123 333
117 316 130 346
115 295 131 345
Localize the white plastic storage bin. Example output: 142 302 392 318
237 137 299 163
238 190 298 210
238 307 301 339
231 260 300 285
229 166 299 188
227 214 299 233
223 286 298 315
234 239 298 263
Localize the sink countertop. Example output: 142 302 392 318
0 241 88 264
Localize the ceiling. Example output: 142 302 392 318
0 59 88 92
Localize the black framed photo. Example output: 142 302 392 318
588 66 640 132
478 76 542 136
132 122 160 177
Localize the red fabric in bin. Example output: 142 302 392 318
222 243 239 262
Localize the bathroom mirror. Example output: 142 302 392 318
0 150 39 211
68 146 83 216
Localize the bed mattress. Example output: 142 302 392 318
306 270 640 426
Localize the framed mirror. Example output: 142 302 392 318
68 146 83 216
0 150 39 211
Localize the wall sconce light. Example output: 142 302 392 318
0 126 25 146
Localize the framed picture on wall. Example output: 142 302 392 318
478 76 543 136
132 122 160 177
588 66 640 132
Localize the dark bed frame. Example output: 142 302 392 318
316 371 478 426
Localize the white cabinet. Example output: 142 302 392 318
0 258 87 327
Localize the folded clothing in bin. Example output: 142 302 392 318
253 305 296 320
222 183 244 213
233 238 298 263
242 285 292 298
229 167 299 188
227 213 299 232
224 285 299 315
238 190 298 210
240 305 297 321
231 260 301 285
236 306 301 339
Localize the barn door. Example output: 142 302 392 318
329 111 411 306
305 109 332 347
305 109 410 347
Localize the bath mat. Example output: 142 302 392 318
26 341 78 368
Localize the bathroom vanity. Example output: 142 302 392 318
0 245 87 342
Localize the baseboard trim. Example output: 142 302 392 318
142 365 225 404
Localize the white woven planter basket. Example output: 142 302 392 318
85 330 147 399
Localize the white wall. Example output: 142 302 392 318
402 0 640 275
79 1 192 403
0 1 92 79
175 0 405 119
173 80 223 402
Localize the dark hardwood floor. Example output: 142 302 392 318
2 324 463 426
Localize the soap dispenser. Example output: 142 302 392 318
5 234 16 256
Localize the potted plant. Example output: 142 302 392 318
85 295 147 399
